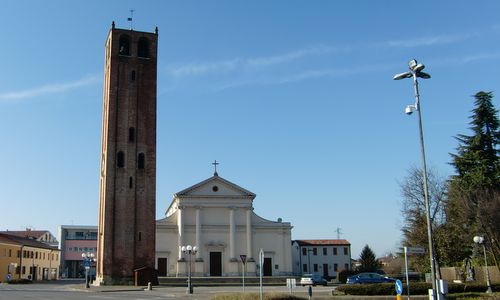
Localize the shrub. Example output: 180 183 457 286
7 278 33 284
336 282 500 296
337 270 357 283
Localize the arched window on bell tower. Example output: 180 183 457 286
137 37 149 58
119 35 130 56
117 151 125 168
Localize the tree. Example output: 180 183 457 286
447 91 500 265
357 245 381 272
399 166 449 270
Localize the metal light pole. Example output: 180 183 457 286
473 236 493 293
181 245 198 294
394 59 437 300
81 252 95 288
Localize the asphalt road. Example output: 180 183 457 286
0 281 335 300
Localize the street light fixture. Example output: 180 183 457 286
181 245 198 294
394 59 437 300
81 252 95 288
473 236 493 293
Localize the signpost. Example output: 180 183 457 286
403 246 425 300
396 279 403 300
240 255 247 292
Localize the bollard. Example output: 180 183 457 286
146 282 152 291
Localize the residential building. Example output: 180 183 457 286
0 229 58 248
0 233 60 281
58 225 97 278
292 239 351 279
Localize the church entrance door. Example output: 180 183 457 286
157 258 167 276
263 257 272 276
209 252 222 276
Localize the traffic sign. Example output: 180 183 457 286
395 279 403 295
240 255 247 264
406 246 425 255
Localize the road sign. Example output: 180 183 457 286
405 246 425 255
395 279 403 295
240 254 247 264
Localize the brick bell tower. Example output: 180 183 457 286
96 22 158 285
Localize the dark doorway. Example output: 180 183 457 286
32 266 37 281
263 257 272 276
210 252 222 276
157 258 167 276
323 264 329 278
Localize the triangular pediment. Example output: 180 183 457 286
175 174 256 199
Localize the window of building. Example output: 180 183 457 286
17 250 20 258
138 153 145 169
333 247 337 255
35 252 38 259
117 151 125 168
9 249 12 257
323 248 327 255
137 37 149 58
334 263 338 272
129 176 133 188
129 127 135 142
344 247 348 255
22 266 26 274
303 264 307 273
302 248 307 256
131 70 136 81
313 264 318 272
312 248 317 256
345 263 349 271
119 35 130 56
75 232 84 239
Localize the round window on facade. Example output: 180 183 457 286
212 186 219 192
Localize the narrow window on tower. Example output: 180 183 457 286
129 127 135 142
137 37 149 58
131 70 136 81
118 35 130 56
117 151 125 168
138 153 145 169
129 177 133 188
138 232 142 241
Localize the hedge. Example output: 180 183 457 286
5 278 33 284
336 282 500 295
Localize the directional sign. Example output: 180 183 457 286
406 246 425 255
395 279 403 295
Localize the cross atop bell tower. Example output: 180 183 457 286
96 22 158 285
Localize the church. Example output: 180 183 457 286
155 169 293 277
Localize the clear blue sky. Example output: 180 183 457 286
1 1 499 258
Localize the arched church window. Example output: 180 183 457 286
137 37 149 58
117 151 125 168
138 153 145 169
119 35 130 56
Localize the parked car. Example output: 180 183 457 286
300 274 328 286
346 272 396 284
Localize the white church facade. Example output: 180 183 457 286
155 172 293 277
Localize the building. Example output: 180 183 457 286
0 229 58 248
0 233 60 281
96 22 158 284
58 225 98 278
292 239 351 279
156 172 293 277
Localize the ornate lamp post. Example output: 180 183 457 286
394 59 437 300
473 236 492 293
81 252 95 288
181 245 198 294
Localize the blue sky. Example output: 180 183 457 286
1 1 499 258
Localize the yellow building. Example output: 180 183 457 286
0 233 60 281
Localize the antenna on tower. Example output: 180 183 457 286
335 227 343 239
127 9 135 30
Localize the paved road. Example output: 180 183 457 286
0 281 334 300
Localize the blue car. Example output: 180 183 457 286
346 272 396 284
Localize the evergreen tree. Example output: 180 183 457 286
447 91 500 265
357 245 381 272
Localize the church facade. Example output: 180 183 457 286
156 172 293 277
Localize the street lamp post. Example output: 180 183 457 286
394 59 437 300
473 236 493 293
81 252 95 289
181 245 198 294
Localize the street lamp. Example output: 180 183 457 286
81 252 95 288
181 245 198 294
394 59 437 299
473 236 493 293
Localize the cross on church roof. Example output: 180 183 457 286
212 160 219 176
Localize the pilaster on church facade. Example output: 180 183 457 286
155 173 293 277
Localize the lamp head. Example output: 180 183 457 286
181 246 186 252
82 253 86 258
393 71 412 80
193 246 198 253
473 236 484 244
408 59 418 69
186 245 193 251
405 105 416 115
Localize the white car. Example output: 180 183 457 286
300 274 328 286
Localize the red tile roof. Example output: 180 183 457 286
294 239 350 246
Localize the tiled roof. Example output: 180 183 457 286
0 233 58 250
0 230 49 239
294 239 351 246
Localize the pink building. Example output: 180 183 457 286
58 225 97 278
